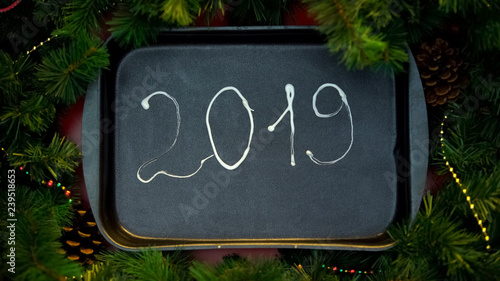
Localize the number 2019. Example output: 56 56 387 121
137 83 353 183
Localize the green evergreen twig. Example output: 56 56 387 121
303 0 408 74
200 0 230 20
0 186 81 281
7 133 80 180
1 95 56 137
94 250 192 280
54 0 112 37
161 0 200 26
190 255 288 281
107 3 165 49
231 0 290 25
36 33 109 105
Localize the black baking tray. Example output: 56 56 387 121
82 27 428 250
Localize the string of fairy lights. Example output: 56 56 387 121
439 112 491 250
296 264 381 275
1 147 74 203
24 35 57 56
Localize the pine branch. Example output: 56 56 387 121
292 263 340 281
161 0 200 26
437 89 500 175
439 127 495 173
0 95 56 138
200 0 230 20
284 251 345 281
396 0 446 44
33 0 66 30
0 186 81 281
388 195 496 280
7 133 80 180
231 0 290 25
128 0 165 19
280 248 383 277
107 3 164 49
465 169 500 223
78 262 128 281
190 255 288 281
360 0 396 29
469 19 500 52
54 0 112 37
99 249 192 280
435 168 500 228
438 0 498 14
367 254 439 281
0 50 24 103
303 0 408 73
36 33 109 105
0 51 18 94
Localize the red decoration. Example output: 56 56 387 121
425 166 451 195
283 2 318 26
195 9 229 27
0 0 21 13
350 269 355 274
48 180 54 187
192 248 280 265
58 96 85 148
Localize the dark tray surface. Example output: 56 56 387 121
113 44 397 239
82 28 428 250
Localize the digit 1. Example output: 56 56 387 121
268 84 296 166
306 83 354 165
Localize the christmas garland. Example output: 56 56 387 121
1 1 500 280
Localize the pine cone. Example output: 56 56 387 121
61 202 104 265
416 38 469 106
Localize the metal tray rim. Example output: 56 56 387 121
82 27 427 251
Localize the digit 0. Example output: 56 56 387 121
206 86 255 170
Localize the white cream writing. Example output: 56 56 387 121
136 83 353 183
268 84 296 166
306 83 354 165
